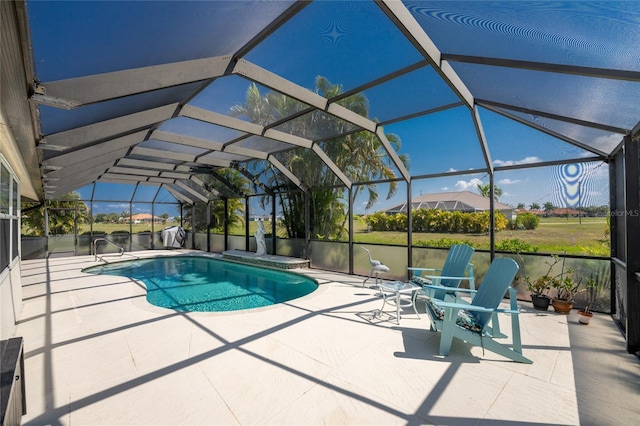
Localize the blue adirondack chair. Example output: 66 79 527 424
408 244 475 302
425 257 532 364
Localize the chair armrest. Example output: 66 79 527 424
407 267 442 273
421 284 471 293
421 275 474 282
434 300 520 315
433 301 496 313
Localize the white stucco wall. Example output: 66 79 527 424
0 111 27 339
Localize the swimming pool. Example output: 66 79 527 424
83 256 318 312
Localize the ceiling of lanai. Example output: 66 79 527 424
12 1 640 203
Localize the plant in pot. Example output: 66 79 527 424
524 275 553 311
578 277 598 324
551 274 582 314
524 254 566 311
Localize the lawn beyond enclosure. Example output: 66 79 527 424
88 217 608 257
353 217 609 256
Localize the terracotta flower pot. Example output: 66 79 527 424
552 298 573 314
578 310 593 324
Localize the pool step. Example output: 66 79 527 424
222 250 310 270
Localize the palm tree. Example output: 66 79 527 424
231 77 408 240
543 202 555 215
476 182 503 200
530 202 540 210
22 192 89 236
185 169 248 232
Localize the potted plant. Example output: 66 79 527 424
524 275 552 311
578 277 598 324
551 274 582 314
524 255 564 311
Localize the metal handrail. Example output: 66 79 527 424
93 238 124 262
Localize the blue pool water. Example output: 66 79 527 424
83 256 318 312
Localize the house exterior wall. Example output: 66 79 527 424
0 1 39 339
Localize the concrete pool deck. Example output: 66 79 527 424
14 250 640 425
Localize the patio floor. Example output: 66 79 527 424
14 250 640 425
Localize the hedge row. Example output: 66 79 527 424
364 209 508 234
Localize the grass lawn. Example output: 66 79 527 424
353 217 609 256
59 218 610 256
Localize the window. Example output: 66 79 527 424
1 158 19 273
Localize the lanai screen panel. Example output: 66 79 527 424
479 108 598 165
355 66 462 124
384 107 488 176
28 1 296 80
452 64 640 140
244 1 424 92
404 1 640 70
493 109 625 155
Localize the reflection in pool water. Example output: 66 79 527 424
83 256 318 312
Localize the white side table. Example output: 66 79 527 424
377 281 421 324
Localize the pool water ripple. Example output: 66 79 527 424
83 256 318 312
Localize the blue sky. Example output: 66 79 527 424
29 1 614 217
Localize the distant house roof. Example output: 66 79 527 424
385 191 514 214
123 213 162 221
550 208 582 215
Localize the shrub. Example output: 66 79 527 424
110 230 130 234
414 238 476 248
517 212 540 230
495 238 539 253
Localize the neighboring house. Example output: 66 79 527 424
516 209 545 216
121 213 163 224
385 191 515 219
548 208 583 217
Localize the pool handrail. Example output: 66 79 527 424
93 238 124 262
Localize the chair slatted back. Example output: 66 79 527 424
439 244 475 288
470 258 519 329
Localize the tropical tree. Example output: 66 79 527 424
530 202 540 210
543 202 555 214
476 182 503 200
231 77 408 240
184 169 248 232
516 203 525 209
22 192 89 236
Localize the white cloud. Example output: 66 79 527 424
454 178 483 191
441 186 449 191
497 178 521 185
447 167 457 172
108 203 129 209
493 156 542 167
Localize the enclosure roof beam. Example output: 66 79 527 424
476 99 628 135
42 104 178 150
375 129 410 182
43 130 147 168
163 184 195 204
44 148 130 181
376 0 474 109
190 176 220 197
480 102 610 158
267 155 304 191
233 59 407 183
442 54 640 82
472 106 493 175
311 144 351 189
174 180 210 202
31 56 231 108
151 130 225 151
108 166 160 177
115 158 190 174
181 104 351 187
